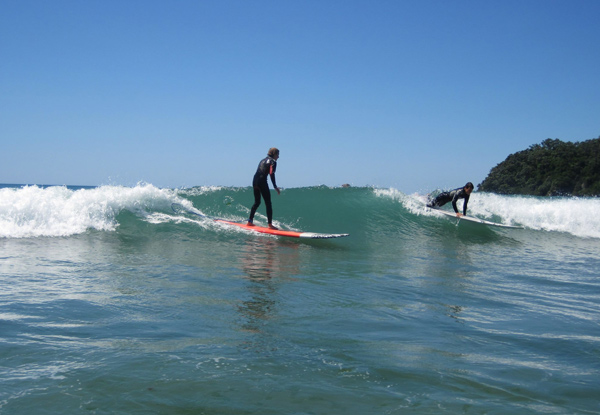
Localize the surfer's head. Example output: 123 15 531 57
464 182 474 194
268 148 280 159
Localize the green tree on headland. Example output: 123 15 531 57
477 136 600 196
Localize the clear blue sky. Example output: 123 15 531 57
2 0 599 193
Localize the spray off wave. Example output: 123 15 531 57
0 184 184 238
378 188 600 239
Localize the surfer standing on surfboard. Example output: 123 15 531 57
427 182 474 217
247 148 281 229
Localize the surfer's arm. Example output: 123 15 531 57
462 194 469 215
269 172 279 194
452 190 468 216
451 197 459 214
269 163 280 194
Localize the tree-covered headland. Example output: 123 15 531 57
477 136 600 196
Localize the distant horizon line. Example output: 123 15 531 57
0 183 360 190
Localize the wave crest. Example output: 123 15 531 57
0 184 180 238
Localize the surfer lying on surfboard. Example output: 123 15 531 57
426 182 474 217
247 147 281 229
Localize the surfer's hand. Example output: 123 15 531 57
456 212 463 217
275 187 281 195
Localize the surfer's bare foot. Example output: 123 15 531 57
247 221 255 226
268 224 278 230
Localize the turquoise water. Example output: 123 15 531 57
1 184 599 414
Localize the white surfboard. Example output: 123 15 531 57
431 208 523 229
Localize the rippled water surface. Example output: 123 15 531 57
1 184 599 414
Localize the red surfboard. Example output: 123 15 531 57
172 203 348 239
216 220 349 239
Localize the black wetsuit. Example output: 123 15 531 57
427 187 470 215
248 156 278 224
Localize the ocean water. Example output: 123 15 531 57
1 183 599 414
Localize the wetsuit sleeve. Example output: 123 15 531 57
269 161 277 188
451 192 460 213
463 194 469 215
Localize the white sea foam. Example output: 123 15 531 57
377 188 600 239
472 193 600 238
178 186 225 196
0 184 184 238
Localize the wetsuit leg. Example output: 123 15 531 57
248 185 262 223
428 192 451 208
249 182 272 223
260 183 273 223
